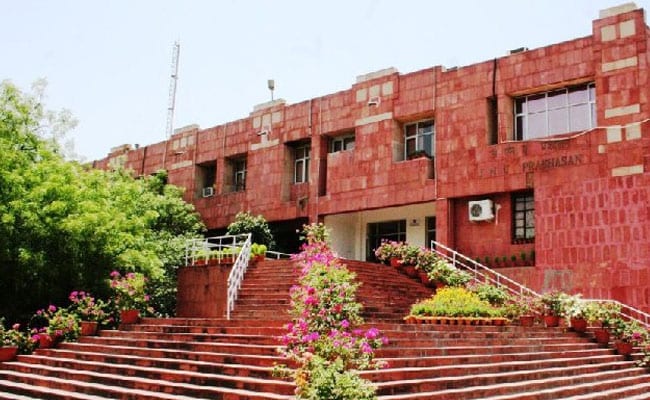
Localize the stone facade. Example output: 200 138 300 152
95 4 650 310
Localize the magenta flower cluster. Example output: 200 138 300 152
278 226 388 396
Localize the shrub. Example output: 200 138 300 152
410 287 503 318
469 283 510 306
227 211 275 249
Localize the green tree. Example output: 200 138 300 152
0 81 204 321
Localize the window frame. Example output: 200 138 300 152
404 119 435 159
293 143 311 184
514 82 595 141
232 157 247 192
512 191 535 244
329 134 356 153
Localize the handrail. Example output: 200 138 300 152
431 240 539 298
184 234 252 320
265 250 292 260
226 233 252 320
430 240 650 329
185 234 251 266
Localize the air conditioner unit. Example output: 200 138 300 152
202 187 214 198
468 199 494 221
367 96 380 106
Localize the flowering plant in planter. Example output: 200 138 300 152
109 271 153 314
611 319 648 345
68 291 108 324
428 259 472 287
0 319 33 353
539 291 570 317
583 301 620 328
30 305 80 342
415 249 438 273
399 244 421 266
373 241 403 263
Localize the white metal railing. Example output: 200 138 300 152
265 250 292 260
184 234 252 320
185 234 251 266
431 240 650 329
226 234 252 320
431 240 539 298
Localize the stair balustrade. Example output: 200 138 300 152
431 240 650 329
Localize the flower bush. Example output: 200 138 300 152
30 305 80 342
109 271 153 314
468 282 510 307
0 319 34 353
428 259 472 287
399 244 420 266
373 241 403 263
583 301 620 327
611 319 648 345
67 291 109 324
277 223 387 399
539 291 570 317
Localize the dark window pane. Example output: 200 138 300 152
515 99 524 114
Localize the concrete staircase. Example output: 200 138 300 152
1 259 649 399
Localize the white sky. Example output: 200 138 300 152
3 0 649 161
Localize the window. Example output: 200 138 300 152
196 162 216 198
294 144 310 183
329 134 355 153
233 158 247 191
514 83 595 140
512 192 534 243
425 216 436 248
366 220 407 261
404 120 434 159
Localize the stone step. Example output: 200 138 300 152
76 336 280 356
124 324 286 336
19 351 278 378
376 342 599 357
375 365 647 398
480 379 650 399
98 330 280 345
362 355 625 382
0 370 292 400
377 348 616 369
54 342 284 367
1 362 295 396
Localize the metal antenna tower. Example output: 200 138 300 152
165 41 180 138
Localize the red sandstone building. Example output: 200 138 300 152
96 3 650 310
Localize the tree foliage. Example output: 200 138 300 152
0 81 204 321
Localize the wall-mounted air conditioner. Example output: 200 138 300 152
202 187 215 198
367 96 380 106
468 199 494 221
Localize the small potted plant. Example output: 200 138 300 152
0 320 31 362
374 241 403 267
415 249 438 286
249 243 267 263
68 291 108 336
611 319 648 358
519 251 527 266
584 301 620 345
109 271 153 324
399 244 421 278
539 291 569 327
563 294 588 333
30 305 79 348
